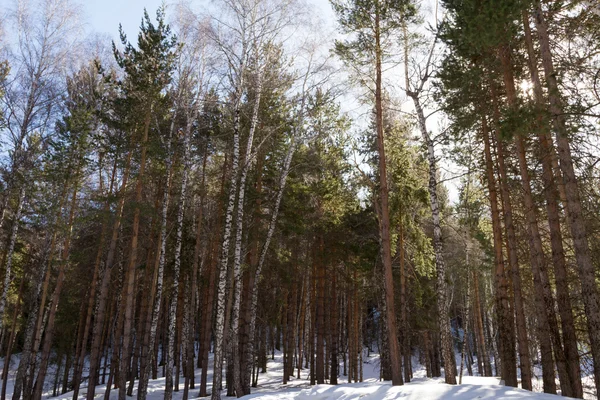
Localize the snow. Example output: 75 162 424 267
0 351 585 399
248 380 575 400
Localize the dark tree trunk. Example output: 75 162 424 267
374 8 402 386
480 113 517 387
523 11 583 397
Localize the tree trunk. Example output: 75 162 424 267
33 182 80 399
134 218 159 394
459 267 470 385
245 134 297 390
472 271 491 377
138 136 175 399
62 353 72 396
374 7 402 386
199 238 218 397
480 114 517 387
398 222 411 383
239 149 264 394
353 274 360 382
523 10 583 397
297 273 307 380
174 285 185 392
498 47 560 394
199 154 228 398
316 238 325 384
106 267 127 400
489 80 532 391
330 269 338 385
1 277 24 400
409 91 455 384
515 134 563 395
72 158 118 399
184 138 209 398
533 4 600 395
0 187 25 335
120 111 152 399
11 241 52 400
310 257 317 386
230 59 266 397
211 36 246 398
85 147 134 400
165 118 193 400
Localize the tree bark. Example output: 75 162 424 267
374 7 402 386
498 47 560 394
459 273 470 385
199 153 228 397
239 150 264 394
33 181 80 399
1 277 24 400
0 187 25 335
165 119 193 400
138 133 175 400
85 147 133 400
330 268 339 385
316 238 325 384
533 6 600 395
472 271 491 377
184 138 208 398
11 240 52 400
480 114 517 387
72 157 118 400
230 59 266 396
246 135 297 389
119 110 151 399
489 80 532 391
398 221 411 383
211 36 246 400
523 10 583 397
409 92 456 385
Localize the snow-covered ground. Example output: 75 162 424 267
0 351 586 399
248 379 577 400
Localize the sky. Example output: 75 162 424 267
86 0 180 39
85 0 336 40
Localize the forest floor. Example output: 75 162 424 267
1 350 589 399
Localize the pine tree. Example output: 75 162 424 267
331 0 416 385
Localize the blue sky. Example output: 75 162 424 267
85 0 167 40
84 0 335 40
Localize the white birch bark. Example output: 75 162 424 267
230 55 267 396
165 119 193 400
403 20 455 383
211 0 302 392
412 94 455 384
11 240 50 400
211 38 246 400
5 188 30 400
245 138 295 384
242 65 314 385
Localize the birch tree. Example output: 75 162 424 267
208 1 297 397
2 2 83 398
401 5 459 382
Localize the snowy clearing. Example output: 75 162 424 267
2 351 577 400
246 380 578 400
